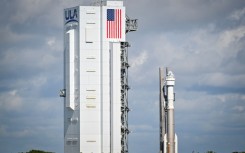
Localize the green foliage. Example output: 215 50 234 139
24 150 54 153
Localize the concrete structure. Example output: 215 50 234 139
159 68 178 153
60 1 137 153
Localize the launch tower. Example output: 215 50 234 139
60 1 137 153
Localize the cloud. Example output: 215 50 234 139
217 25 245 49
0 126 34 138
131 50 148 69
175 91 245 153
128 17 245 92
0 25 33 44
126 0 245 31
229 7 245 21
0 90 23 111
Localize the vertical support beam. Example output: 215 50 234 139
121 42 130 153
159 68 165 153
110 42 122 153
99 3 103 152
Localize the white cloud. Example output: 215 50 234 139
131 50 148 69
10 0 49 23
229 7 245 21
217 25 245 50
29 75 47 88
199 73 245 87
232 105 245 112
0 90 23 111
131 20 245 90
0 25 33 44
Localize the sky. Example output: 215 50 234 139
0 0 245 153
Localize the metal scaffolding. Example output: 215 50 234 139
121 16 137 153
120 41 130 153
126 16 138 33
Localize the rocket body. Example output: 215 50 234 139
159 68 178 153
166 71 176 153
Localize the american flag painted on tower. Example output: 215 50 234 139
107 9 122 39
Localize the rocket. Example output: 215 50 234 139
159 68 178 153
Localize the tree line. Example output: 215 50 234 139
19 150 53 153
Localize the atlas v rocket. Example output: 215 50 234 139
159 68 178 153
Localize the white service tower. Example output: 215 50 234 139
60 1 137 153
159 68 178 153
